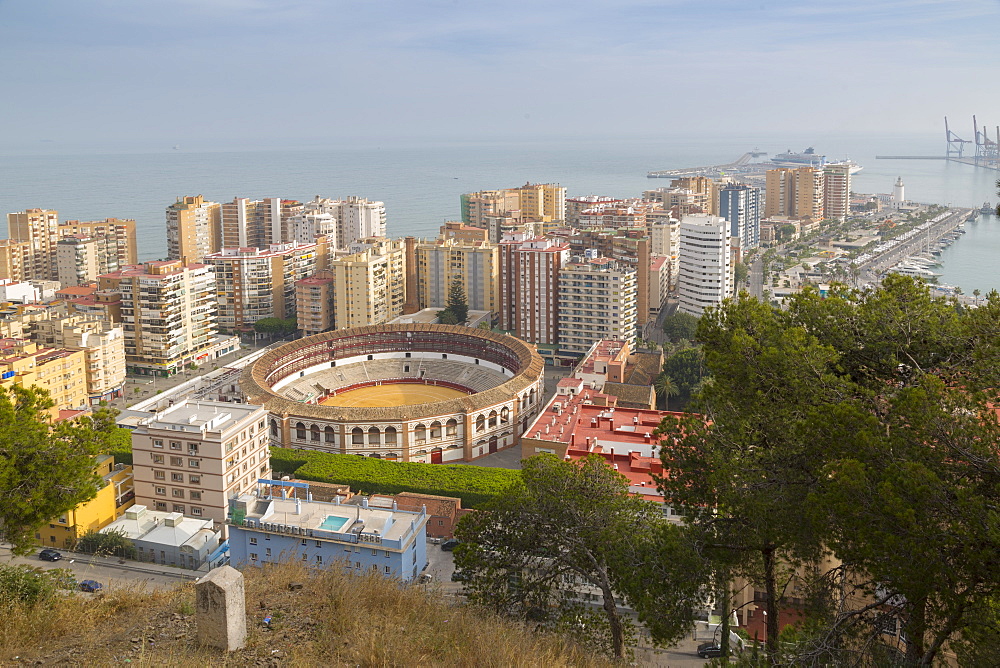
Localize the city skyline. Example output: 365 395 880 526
1 0 998 149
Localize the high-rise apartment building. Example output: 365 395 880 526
565 196 624 227
129 399 270 528
58 218 137 268
461 183 565 228
677 215 732 317
822 164 852 221
56 234 127 287
295 271 335 337
221 197 303 250
557 255 637 357
98 260 218 375
166 196 222 262
205 241 321 331
719 184 762 250
649 211 680 290
329 237 406 329
335 196 386 247
32 314 127 404
765 167 824 220
412 238 499 316
0 239 30 282
7 209 60 281
498 235 570 346
289 196 340 247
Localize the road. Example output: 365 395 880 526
749 256 764 299
0 544 200 591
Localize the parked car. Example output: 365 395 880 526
79 579 104 593
696 641 724 658
451 570 468 582
441 539 459 551
417 573 433 584
39 548 62 562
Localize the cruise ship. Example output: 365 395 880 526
770 148 863 174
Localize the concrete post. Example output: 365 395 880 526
196 565 247 651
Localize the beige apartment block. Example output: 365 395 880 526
32 314 127 404
56 233 127 287
58 218 137 267
412 238 499 316
765 167 824 220
98 260 218 376
294 271 334 337
220 197 304 250
822 163 852 221
204 241 321 331
0 239 30 282
0 339 88 415
498 234 570 345
461 183 565 228
166 195 222 262
128 400 270 529
7 208 60 281
329 237 406 329
557 256 637 357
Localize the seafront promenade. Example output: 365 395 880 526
856 207 971 286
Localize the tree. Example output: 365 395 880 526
76 527 137 559
446 278 468 324
656 277 1000 664
661 311 700 342
661 347 706 402
0 386 107 555
734 261 749 286
653 374 679 410
454 454 707 659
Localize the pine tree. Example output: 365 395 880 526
445 278 468 324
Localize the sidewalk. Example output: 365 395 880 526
1 543 203 581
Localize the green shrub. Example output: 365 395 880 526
0 565 74 606
75 527 137 559
270 448 520 508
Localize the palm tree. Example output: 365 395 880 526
973 288 981 306
654 374 679 411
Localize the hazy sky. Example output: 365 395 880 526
2 0 999 145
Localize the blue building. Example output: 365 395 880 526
228 480 428 581
719 184 761 250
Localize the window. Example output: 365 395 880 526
316 555 323 565
265 548 272 557
384 550 390 558
302 553 308 561
384 565 391 574
155 501 167 510
371 548 377 556
438 520 444 526
171 473 184 482
250 553 258 561
172 489 185 498
188 443 199 455
189 459 200 468
172 504 184 513
152 454 164 464
189 475 200 484
154 470 165 480
189 491 201 501
314 540 322 548
155 486 166 496
355 562 361 569
152 439 163 448
170 441 181 450
249 536 258 545
191 507 202 516
301 539 307 546
170 456 183 466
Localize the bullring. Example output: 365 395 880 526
240 324 545 463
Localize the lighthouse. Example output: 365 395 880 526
892 177 905 208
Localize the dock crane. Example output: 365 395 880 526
945 116 972 158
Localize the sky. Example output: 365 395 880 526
1 0 999 147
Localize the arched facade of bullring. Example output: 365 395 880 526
240 324 545 463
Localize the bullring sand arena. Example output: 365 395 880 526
240 323 546 463
320 382 470 408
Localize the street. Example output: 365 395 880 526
0 544 200 591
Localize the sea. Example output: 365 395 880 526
1 132 997 292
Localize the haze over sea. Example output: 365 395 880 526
1 132 997 293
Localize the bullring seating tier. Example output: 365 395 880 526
278 359 509 401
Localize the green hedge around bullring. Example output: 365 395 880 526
270 448 520 509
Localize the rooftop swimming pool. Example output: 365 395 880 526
319 515 351 532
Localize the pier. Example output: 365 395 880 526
647 150 768 178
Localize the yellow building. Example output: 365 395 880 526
765 167 824 221
461 183 566 227
412 238 499 316
330 237 406 329
31 314 127 404
7 208 60 281
0 339 88 414
0 239 30 282
37 455 135 549
166 195 222 262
